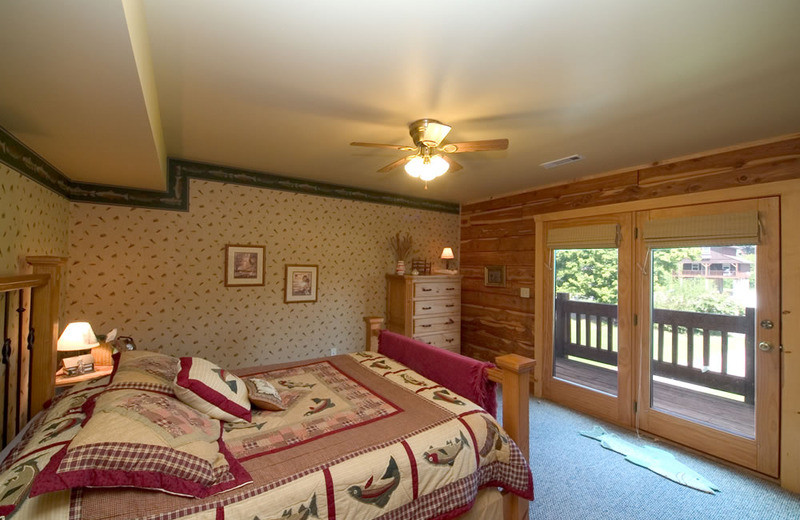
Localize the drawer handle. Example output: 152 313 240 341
422 306 432 310
446 338 454 343
421 324 431 328
445 319 454 325
446 287 455 291
445 304 454 308
422 288 432 292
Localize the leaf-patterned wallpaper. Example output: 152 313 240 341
66 179 460 369
0 165 70 274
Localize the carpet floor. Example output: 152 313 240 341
524 398 800 519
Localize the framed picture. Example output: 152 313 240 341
484 265 506 287
285 264 318 303
225 245 265 287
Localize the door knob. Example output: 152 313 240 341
758 341 773 352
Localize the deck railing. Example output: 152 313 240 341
553 293 756 403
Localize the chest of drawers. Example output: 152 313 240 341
386 274 461 353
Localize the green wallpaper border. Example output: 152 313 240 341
0 126 459 214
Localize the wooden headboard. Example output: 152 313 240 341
0 256 65 447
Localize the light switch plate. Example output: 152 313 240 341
520 287 531 298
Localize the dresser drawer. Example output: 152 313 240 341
414 281 460 298
413 298 459 316
414 332 460 351
413 315 459 335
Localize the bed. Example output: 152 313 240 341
0 263 534 520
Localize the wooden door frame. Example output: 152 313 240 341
538 213 634 427
534 181 800 488
634 198 780 476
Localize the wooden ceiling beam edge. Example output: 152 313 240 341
462 133 800 215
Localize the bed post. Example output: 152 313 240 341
364 316 384 352
26 256 65 417
495 353 535 520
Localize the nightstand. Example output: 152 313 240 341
55 365 114 391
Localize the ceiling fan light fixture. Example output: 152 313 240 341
409 119 452 147
405 154 449 181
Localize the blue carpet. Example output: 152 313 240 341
520 398 800 519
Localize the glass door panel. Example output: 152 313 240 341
553 248 619 396
649 246 756 438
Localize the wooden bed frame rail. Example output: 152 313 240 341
364 316 535 520
0 257 65 448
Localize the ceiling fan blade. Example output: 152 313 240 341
377 156 413 173
442 155 463 173
351 142 415 151
443 139 509 153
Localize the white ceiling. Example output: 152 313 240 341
2 0 799 204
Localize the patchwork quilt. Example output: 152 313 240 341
1 351 532 520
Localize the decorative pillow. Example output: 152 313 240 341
173 357 252 423
109 350 180 395
244 377 285 411
30 388 251 499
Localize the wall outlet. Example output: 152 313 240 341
330 348 337 356
520 287 531 298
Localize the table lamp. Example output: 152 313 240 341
57 322 99 375
441 247 455 270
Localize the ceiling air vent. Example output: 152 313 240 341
540 154 583 169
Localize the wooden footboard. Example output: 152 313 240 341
364 316 534 520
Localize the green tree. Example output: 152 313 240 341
554 249 618 304
554 247 703 306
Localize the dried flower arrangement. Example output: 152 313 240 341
388 232 413 262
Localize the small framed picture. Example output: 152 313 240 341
484 265 506 287
285 264 318 303
225 245 265 287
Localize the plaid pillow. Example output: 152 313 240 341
244 377 285 411
174 357 252 423
30 389 251 499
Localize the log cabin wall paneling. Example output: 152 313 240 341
459 134 800 367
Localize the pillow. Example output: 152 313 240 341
30 389 251 499
109 350 180 395
173 357 252 423
244 377 285 411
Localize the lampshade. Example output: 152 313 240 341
404 155 449 181
441 247 455 260
57 322 99 352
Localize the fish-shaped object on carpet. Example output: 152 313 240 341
479 416 507 457
400 373 425 386
580 426 720 494
279 380 315 389
432 389 465 405
256 494 318 520
423 431 470 466
304 397 335 416
347 456 401 508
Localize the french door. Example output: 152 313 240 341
635 198 780 476
541 198 781 476
541 213 634 426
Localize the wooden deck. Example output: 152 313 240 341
554 358 755 438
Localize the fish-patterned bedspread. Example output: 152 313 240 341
7 352 533 520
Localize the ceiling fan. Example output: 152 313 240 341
351 119 509 188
